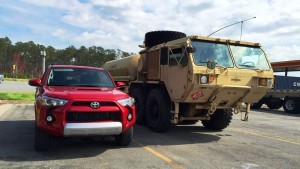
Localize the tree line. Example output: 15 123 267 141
0 37 132 78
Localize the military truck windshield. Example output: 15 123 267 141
230 45 270 70
47 68 115 87
191 41 234 67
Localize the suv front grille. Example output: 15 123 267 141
66 112 121 122
72 101 117 107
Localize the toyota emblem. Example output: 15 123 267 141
90 102 100 109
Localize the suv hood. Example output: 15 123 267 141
43 86 128 101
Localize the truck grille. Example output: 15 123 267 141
66 112 121 122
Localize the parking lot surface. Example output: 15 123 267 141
0 104 299 169
0 81 35 92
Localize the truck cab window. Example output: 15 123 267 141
230 45 270 70
169 48 188 66
191 41 233 67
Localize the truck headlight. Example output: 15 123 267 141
200 75 208 84
117 97 135 107
39 96 68 107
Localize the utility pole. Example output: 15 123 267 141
41 50 46 74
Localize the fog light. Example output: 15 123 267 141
46 115 54 123
127 113 133 121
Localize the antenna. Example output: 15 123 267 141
207 17 256 40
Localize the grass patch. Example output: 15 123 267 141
4 78 30 82
0 92 35 101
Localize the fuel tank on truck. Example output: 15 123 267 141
103 54 140 82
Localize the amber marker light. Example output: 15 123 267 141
209 76 215 83
259 78 267 86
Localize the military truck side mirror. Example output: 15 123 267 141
186 46 196 53
207 60 216 70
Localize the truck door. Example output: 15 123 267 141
161 47 189 100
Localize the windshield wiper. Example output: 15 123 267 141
253 68 264 73
239 64 255 68
66 84 101 87
76 84 101 87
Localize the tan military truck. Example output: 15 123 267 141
104 31 274 132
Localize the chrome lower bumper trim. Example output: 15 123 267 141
64 122 122 136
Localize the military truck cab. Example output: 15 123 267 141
104 31 274 132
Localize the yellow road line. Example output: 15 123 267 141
230 128 300 146
133 139 186 169
133 139 173 163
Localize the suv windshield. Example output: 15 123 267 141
47 68 114 87
230 45 270 70
191 41 234 67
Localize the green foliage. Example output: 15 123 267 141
0 92 35 101
0 37 133 77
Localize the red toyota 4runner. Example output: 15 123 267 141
29 65 136 151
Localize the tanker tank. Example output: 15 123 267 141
103 54 140 82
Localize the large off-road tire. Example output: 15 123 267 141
35 125 51 151
201 109 233 130
146 88 171 132
130 88 147 124
283 98 299 114
144 31 187 47
115 127 133 146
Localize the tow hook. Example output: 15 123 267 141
241 103 250 121
208 102 217 115
233 102 250 121
233 102 242 114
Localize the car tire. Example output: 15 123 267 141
115 127 133 146
144 31 187 47
130 88 147 124
201 109 233 130
35 124 51 151
283 98 299 114
146 88 171 132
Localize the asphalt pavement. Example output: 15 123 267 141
0 104 299 169
0 80 35 92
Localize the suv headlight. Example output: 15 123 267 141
39 96 68 107
117 97 135 107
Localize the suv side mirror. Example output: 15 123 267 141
28 78 42 86
116 82 126 91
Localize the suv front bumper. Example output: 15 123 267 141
63 122 122 136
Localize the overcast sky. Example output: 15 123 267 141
0 0 299 62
